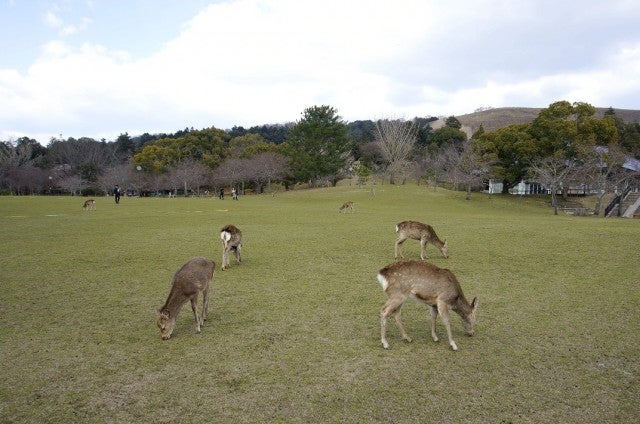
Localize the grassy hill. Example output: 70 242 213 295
430 106 640 136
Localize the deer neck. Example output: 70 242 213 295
161 287 186 317
452 295 472 318
431 236 444 248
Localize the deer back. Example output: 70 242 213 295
378 260 464 304
396 221 434 239
161 257 214 312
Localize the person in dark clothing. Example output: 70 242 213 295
114 185 121 204
219 188 224 200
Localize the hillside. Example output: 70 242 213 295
431 106 640 137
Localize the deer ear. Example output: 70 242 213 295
471 297 479 309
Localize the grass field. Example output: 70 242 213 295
1 184 638 423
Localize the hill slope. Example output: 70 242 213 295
431 107 640 136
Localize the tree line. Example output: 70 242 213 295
1 102 639 210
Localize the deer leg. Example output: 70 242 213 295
191 296 201 333
222 246 229 270
202 286 210 322
394 238 405 259
437 300 457 351
235 245 242 264
380 297 406 349
428 305 439 342
393 306 413 343
420 238 428 260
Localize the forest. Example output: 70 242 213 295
2 101 639 210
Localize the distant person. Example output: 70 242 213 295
219 188 224 200
232 187 238 200
114 185 121 204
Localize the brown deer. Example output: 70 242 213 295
339 201 354 213
377 260 478 351
83 199 96 211
220 224 242 270
395 220 448 259
156 257 214 340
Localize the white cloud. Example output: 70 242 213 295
44 11 63 29
2 0 640 142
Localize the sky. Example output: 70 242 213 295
1 0 640 144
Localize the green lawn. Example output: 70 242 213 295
1 184 638 423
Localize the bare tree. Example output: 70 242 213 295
374 118 417 184
0 139 34 168
3 165 50 194
57 174 89 196
98 163 131 195
245 152 290 193
166 159 210 196
47 137 113 175
528 154 575 215
455 141 494 200
575 144 636 215
424 144 460 190
211 158 251 193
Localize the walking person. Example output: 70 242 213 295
114 185 121 204
232 187 238 200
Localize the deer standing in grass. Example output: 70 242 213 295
395 221 448 260
220 224 242 270
339 201 354 213
377 260 478 351
156 257 214 340
83 199 96 211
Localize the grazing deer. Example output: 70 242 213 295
156 257 214 340
82 199 96 211
377 260 478 351
339 201 354 213
220 224 242 270
395 221 448 259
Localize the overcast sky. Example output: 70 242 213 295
1 0 639 144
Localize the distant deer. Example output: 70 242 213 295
395 221 448 260
220 224 242 270
83 199 96 211
156 257 214 340
377 260 478 351
339 201 354 213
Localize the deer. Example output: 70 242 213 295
220 224 242 270
156 256 214 340
377 260 478 351
82 199 96 211
339 201 354 213
395 220 448 260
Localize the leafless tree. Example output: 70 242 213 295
528 154 575 215
575 144 638 215
57 174 89 196
211 158 251 193
374 118 417 184
424 144 460 190
98 163 131 195
47 137 113 170
3 165 49 194
245 152 290 193
455 141 494 200
0 139 34 169
167 159 210 196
